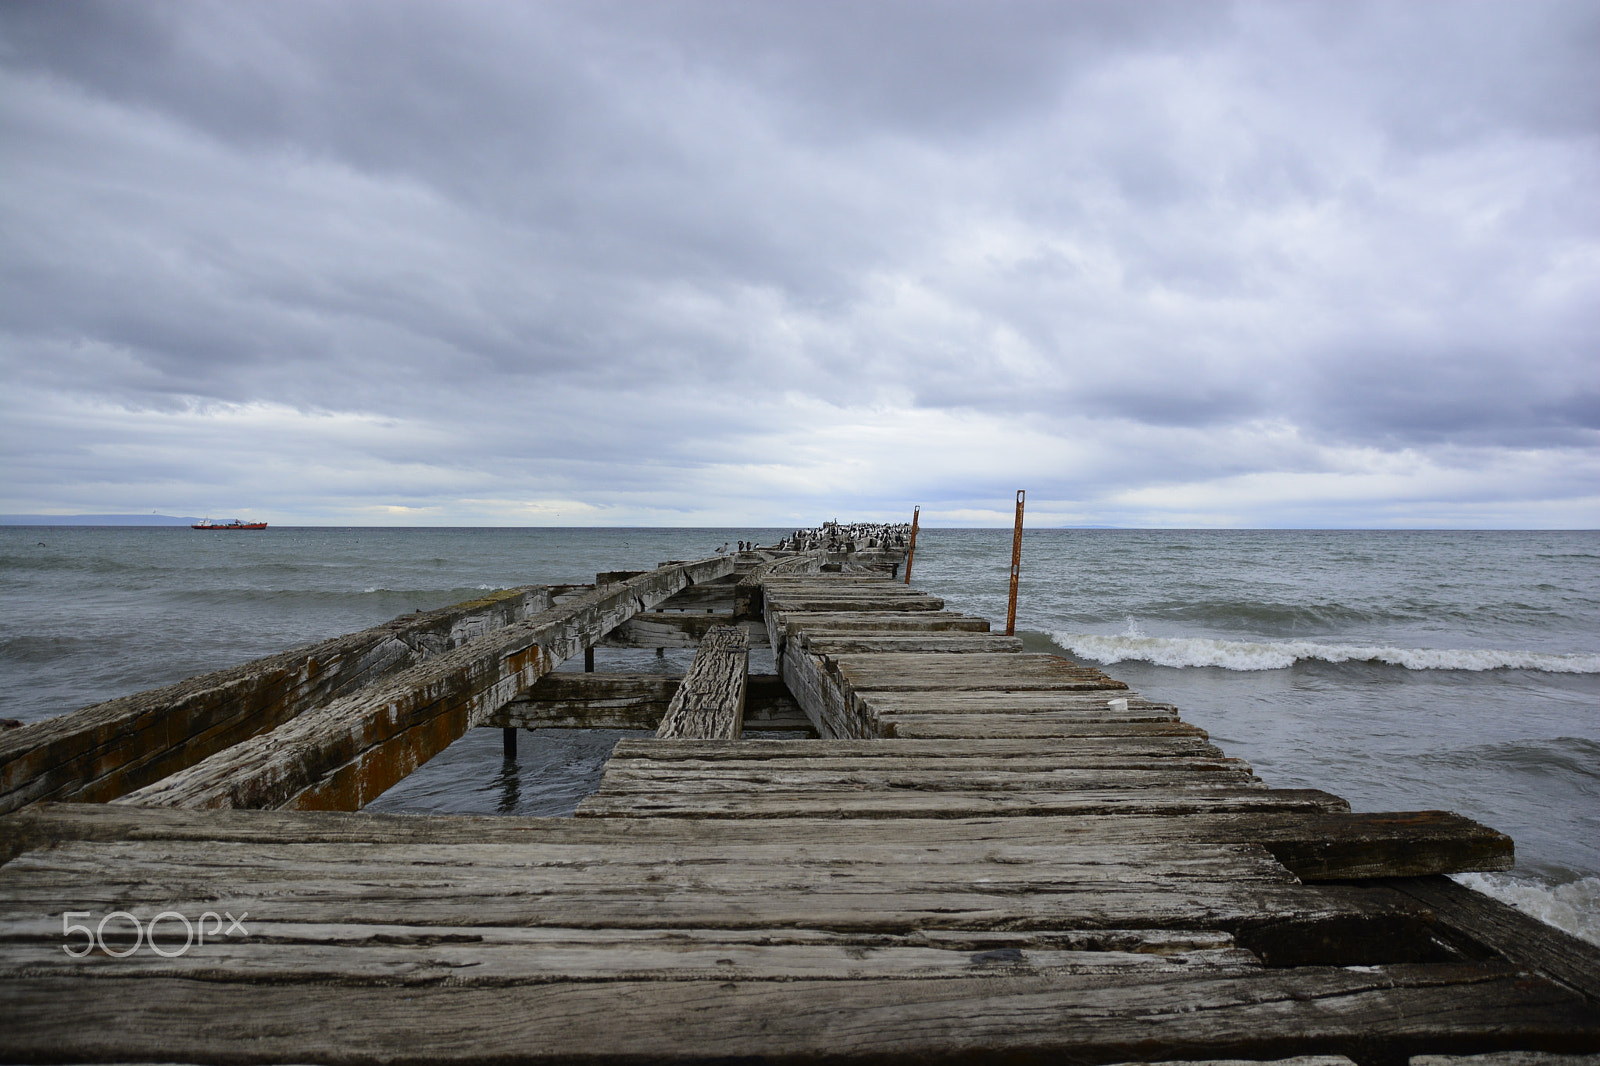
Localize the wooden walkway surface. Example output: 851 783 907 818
2 564 1598 1063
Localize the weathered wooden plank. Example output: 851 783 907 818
490 672 676 728
0 840 1309 911
2 965 1593 1063
583 737 1510 881
776 611 991 633
599 613 768 648
0 826 1311 882
598 756 1253 777
764 585 937 598
861 690 1173 712
0 586 555 814
872 709 1178 732
834 653 1127 691
594 766 1263 794
576 786 1352 820
606 736 1227 760
765 608 988 663
867 699 1175 722
113 557 734 811
119 924 1241 961
761 574 901 583
764 594 947 613
656 627 748 740
765 584 911 594
0 839 1449 951
0 804 1517 888
889 716 1207 739
0 925 1259 983
873 710 1178 732
1245 812 1515 880
799 633 1024 655
783 648 1142 737
483 673 801 731
0 804 1516 876
650 583 738 612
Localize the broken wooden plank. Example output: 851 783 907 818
112 557 734 811
656 627 749 740
1382 874 1600 1002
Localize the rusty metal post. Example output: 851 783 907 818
584 646 595 672
1005 490 1025 636
903 506 920 584
502 727 517 759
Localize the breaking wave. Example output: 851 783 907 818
1452 872 1600 947
1052 627 1600 673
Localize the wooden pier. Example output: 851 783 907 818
2 540 1598 1063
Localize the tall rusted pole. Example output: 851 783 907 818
1005 490 1025 636
903 506 920 584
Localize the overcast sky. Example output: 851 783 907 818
2 1 1595 527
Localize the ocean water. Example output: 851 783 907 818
2 525 1596 944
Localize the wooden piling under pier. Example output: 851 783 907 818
1 546 1598 1063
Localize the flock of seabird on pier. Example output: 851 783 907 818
717 520 914 555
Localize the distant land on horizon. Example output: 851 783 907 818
0 514 201 526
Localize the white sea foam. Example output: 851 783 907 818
1052 627 1600 673
1452 872 1600 947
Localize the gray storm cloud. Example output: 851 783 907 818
1 0 1595 526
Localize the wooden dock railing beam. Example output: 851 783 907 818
115 556 734 811
0 586 556 814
